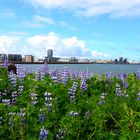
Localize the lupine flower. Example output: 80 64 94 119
18 108 26 128
138 92 140 100
69 111 78 117
44 92 52 112
61 67 69 86
18 86 24 95
137 69 140 79
70 69 75 81
80 79 87 91
39 126 48 140
2 99 10 105
98 100 106 106
38 109 46 123
30 93 38 106
98 93 107 106
56 129 67 140
12 91 18 105
0 117 2 125
116 83 122 96
35 68 40 80
69 111 73 116
123 81 128 89
74 112 78 116
9 71 17 88
2 59 8 69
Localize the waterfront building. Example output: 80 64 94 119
69 57 78 63
47 49 53 59
24 55 34 62
119 57 123 63
8 54 22 63
0 54 7 62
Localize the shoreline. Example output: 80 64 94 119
0 62 140 65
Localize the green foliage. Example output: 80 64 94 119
1 71 140 139
0 67 9 91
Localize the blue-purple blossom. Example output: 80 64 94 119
2 99 10 105
0 117 2 125
61 67 69 86
80 79 87 91
39 127 48 140
69 111 78 117
138 92 140 100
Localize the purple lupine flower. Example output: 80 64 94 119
18 86 24 95
69 111 73 116
122 73 127 80
80 79 87 91
0 117 2 125
2 99 10 105
70 69 75 81
98 93 107 106
116 83 122 96
39 127 48 140
69 111 78 117
30 93 38 106
138 92 140 100
44 92 52 112
122 91 128 97
61 67 69 86
9 71 17 88
2 59 8 69
35 68 40 80
123 81 128 89
98 100 106 106
137 69 140 79
18 108 26 128
56 129 66 140
74 112 78 116
38 109 46 123
44 92 51 97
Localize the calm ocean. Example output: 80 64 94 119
21 64 140 74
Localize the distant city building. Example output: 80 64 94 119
119 57 123 63
123 58 128 63
114 57 128 64
0 54 7 62
58 58 69 62
44 49 59 63
8 54 22 62
47 49 53 59
24 55 34 62
69 57 78 63
114 59 118 64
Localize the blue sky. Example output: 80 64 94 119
0 0 140 61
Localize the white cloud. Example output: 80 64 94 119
34 15 55 24
0 36 20 54
0 11 15 19
23 0 140 17
92 50 109 58
0 32 93 58
26 32 91 57
0 32 111 59
21 15 55 28
59 21 78 31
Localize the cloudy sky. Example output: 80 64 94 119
0 0 140 60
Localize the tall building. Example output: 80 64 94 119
24 55 34 62
119 57 123 63
0 54 7 62
47 49 53 59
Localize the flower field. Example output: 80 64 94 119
1 64 140 140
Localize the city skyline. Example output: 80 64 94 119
0 0 140 61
